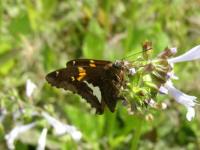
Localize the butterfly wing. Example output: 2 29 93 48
46 68 104 114
46 59 125 113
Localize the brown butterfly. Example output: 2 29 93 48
46 59 129 114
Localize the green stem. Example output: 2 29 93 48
130 117 144 150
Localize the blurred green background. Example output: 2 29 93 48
1 0 200 150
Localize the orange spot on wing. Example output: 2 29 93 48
78 67 86 73
77 67 86 81
77 74 86 81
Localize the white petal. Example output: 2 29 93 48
159 86 168 94
42 112 67 135
161 103 167 109
165 81 197 120
42 112 82 141
166 72 179 80
37 128 48 150
148 99 156 107
129 68 136 75
168 45 200 63
186 107 195 121
165 81 196 107
26 79 37 98
170 47 177 54
5 122 36 150
70 129 82 141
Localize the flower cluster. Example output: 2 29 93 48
121 42 200 121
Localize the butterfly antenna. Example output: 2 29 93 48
122 47 152 60
122 41 153 60
121 50 148 60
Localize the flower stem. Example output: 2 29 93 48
130 116 144 150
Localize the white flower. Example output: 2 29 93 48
5 122 36 150
26 79 37 98
129 68 136 75
42 112 82 141
168 45 200 63
164 81 197 121
37 128 48 150
186 107 195 122
170 47 177 54
147 99 167 110
161 45 200 121
148 99 156 107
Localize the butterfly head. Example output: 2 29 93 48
113 60 131 71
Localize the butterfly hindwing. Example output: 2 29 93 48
99 66 124 112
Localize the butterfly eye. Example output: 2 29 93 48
113 60 122 68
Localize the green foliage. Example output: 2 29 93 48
0 0 200 150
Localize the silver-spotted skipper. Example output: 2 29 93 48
46 59 129 114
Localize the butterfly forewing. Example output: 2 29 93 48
46 68 105 113
67 59 112 67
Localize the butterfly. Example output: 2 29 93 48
46 59 129 114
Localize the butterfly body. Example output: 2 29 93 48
46 59 127 114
